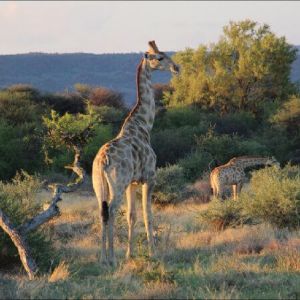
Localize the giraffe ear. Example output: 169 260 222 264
148 40 160 54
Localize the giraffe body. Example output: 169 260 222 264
92 41 179 265
210 156 279 200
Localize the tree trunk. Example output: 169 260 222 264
0 145 86 279
0 209 37 279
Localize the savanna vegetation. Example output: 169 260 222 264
0 20 299 299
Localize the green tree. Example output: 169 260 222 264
169 20 297 114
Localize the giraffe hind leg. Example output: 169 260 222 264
232 184 237 200
126 184 137 259
105 171 128 266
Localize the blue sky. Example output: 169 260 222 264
1 1 300 54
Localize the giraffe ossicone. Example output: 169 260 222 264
92 41 179 265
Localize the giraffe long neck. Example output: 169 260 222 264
120 58 155 136
233 157 269 169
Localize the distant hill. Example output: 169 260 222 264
0 48 299 106
0 52 174 106
291 46 300 84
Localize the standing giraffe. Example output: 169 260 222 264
92 41 179 265
210 156 279 200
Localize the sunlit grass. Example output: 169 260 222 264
1 189 299 299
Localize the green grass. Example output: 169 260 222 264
0 188 299 299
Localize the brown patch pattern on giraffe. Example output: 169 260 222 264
92 41 179 265
210 156 278 200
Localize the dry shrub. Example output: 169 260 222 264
89 87 125 110
115 258 150 279
233 227 272 254
205 224 276 254
263 239 282 252
177 231 215 249
274 247 300 272
125 282 177 299
190 179 211 203
153 83 174 103
155 225 176 257
48 261 70 282
199 198 250 231
203 282 239 300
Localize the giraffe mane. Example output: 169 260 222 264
120 59 144 129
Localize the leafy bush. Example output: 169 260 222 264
0 172 53 269
195 130 245 165
90 105 126 132
214 111 258 136
43 110 97 150
153 164 188 205
178 129 269 182
169 20 297 114
241 164 300 229
82 124 114 172
178 150 213 182
0 120 44 180
42 109 100 174
198 198 251 231
0 89 43 126
40 93 85 115
254 125 296 163
151 125 207 167
271 96 300 130
154 106 213 130
153 83 174 102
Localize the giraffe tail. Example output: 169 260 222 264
92 158 109 224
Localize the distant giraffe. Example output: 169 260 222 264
92 41 179 265
210 156 279 200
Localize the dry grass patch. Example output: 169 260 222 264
274 247 300 272
203 282 240 300
124 282 177 299
190 179 212 203
209 253 269 273
210 224 275 254
48 261 70 282
176 231 215 249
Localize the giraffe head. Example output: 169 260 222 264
144 40 179 75
266 156 280 167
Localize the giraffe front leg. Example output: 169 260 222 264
126 184 137 259
142 181 155 257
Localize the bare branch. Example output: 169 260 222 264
0 209 37 279
19 146 86 235
0 145 87 279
